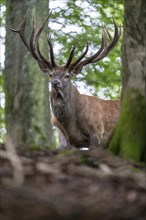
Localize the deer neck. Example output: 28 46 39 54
51 84 81 122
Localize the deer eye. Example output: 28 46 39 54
64 74 70 79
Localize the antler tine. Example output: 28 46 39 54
104 26 113 41
65 43 77 68
30 13 53 69
10 8 31 53
102 27 109 48
47 35 56 68
109 18 119 46
91 19 121 63
69 42 89 69
104 17 121 41
74 30 106 67
118 24 122 38
29 19 39 60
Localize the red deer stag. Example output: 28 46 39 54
10 9 121 149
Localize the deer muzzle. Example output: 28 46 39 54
51 79 62 89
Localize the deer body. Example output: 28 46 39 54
11 9 121 149
51 73 120 148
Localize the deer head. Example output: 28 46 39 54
10 8 121 99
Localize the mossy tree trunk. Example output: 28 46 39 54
109 0 146 162
4 0 55 148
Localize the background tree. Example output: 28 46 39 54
109 0 146 162
4 0 55 148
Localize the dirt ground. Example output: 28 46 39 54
0 144 146 220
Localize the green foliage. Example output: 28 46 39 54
0 0 5 3
49 0 123 98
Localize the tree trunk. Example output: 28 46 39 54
109 0 146 162
4 0 55 148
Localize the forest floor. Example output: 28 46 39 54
0 143 146 220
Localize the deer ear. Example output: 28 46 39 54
70 65 83 75
38 61 52 74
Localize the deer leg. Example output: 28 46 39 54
89 134 101 149
58 130 74 150
51 116 73 150
57 130 67 150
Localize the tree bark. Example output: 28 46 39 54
109 0 146 162
4 0 55 148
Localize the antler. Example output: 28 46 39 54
65 42 89 68
10 9 121 74
68 18 121 72
10 8 56 72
